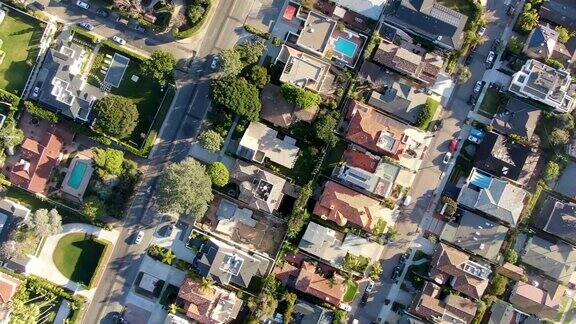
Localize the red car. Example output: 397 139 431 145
449 138 459 152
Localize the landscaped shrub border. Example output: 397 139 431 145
22 100 58 123
173 0 212 39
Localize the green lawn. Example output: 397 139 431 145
52 233 107 286
0 10 44 94
479 88 508 117
88 44 164 148
437 0 477 20
343 281 358 303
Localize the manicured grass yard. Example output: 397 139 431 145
0 9 44 94
88 44 164 147
437 0 476 19
52 233 107 286
343 281 358 303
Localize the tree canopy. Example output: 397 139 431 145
207 162 229 187
94 95 139 139
542 161 560 181
83 195 107 221
280 84 321 110
313 111 339 147
93 147 124 177
30 209 62 237
236 41 266 65
219 48 243 76
0 120 24 149
140 51 176 86
198 129 223 152
246 65 269 89
211 77 261 120
555 26 573 43
156 158 214 218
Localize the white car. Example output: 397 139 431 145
486 51 495 65
365 280 375 293
76 0 89 9
78 22 94 31
31 86 40 98
339 304 352 312
443 152 452 164
474 81 483 93
403 195 412 207
112 36 126 45
477 25 486 36
134 231 144 244
210 56 219 69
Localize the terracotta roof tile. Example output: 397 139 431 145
342 149 379 173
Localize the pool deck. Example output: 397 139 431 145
330 28 366 67
61 154 93 200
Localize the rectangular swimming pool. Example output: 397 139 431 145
67 161 88 190
334 37 358 58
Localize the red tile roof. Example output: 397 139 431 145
411 282 477 324
0 273 19 304
342 149 379 173
178 277 240 324
313 180 386 232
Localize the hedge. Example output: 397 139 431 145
23 101 59 123
0 89 20 107
101 39 149 61
173 0 212 39
86 238 112 289
244 24 271 39
415 97 439 130
70 26 101 44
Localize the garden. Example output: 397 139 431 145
0 7 44 95
52 233 110 287
173 0 212 39
478 87 509 117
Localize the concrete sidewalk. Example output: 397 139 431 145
26 223 120 300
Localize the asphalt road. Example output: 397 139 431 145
83 1 254 323
351 0 514 322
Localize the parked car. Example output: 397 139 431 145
464 51 474 65
486 51 495 66
96 9 109 17
477 25 486 36
339 304 352 312
492 39 501 51
210 56 219 69
28 1 45 10
467 95 476 106
468 135 482 144
402 195 412 207
473 81 484 94
360 293 370 306
443 152 452 164
391 267 400 280
399 253 407 264
507 5 516 16
112 36 127 45
449 138 459 152
78 22 94 31
134 231 144 244
134 25 146 32
76 0 89 9
32 86 40 98
365 280 375 293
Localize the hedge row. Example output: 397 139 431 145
244 24 271 40
415 97 439 130
0 89 20 107
23 101 59 123
173 0 212 39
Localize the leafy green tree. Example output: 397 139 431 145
386 227 399 241
415 98 439 130
187 4 205 25
281 84 321 110
198 129 223 152
211 77 261 120
314 111 339 147
94 95 139 139
542 161 560 181
207 161 229 186
236 41 266 65
247 291 278 321
507 36 524 55
545 58 564 70
519 10 539 33
162 249 176 264
457 65 471 84
283 292 297 323
505 249 518 264
30 209 62 237
286 209 309 238
333 309 348 324
93 147 124 177
10 298 40 324
83 195 106 221
218 48 243 75
555 26 573 43
0 120 24 149
246 65 269 89
489 274 508 296
370 262 383 280
157 158 214 218
140 51 176 86
549 128 570 146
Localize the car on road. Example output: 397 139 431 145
134 25 146 32
76 0 89 9
399 253 407 264
449 138 459 152
210 56 219 69
32 86 40 98
402 195 412 207
473 81 484 94
134 231 144 244
96 9 109 17
112 36 127 45
507 5 516 16
78 22 94 31
477 25 486 36
339 304 352 311
365 280 375 293
443 152 452 164
391 267 401 280
486 51 495 66
360 292 370 306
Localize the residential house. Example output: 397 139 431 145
343 100 427 171
313 180 394 233
0 199 30 242
261 84 319 128
292 300 332 324
430 243 490 300
275 45 331 93
473 132 531 182
331 0 387 20
536 196 576 245
36 36 101 122
552 38 576 72
372 42 444 86
177 277 242 324
522 235 576 284
509 59 574 113
497 262 527 282
164 314 191 324
523 24 559 60
385 0 469 51
193 236 270 288
295 11 336 56
298 222 384 267
539 0 576 31
7 125 73 194
0 273 20 324
410 282 477 324
553 161 576 200
487 299 541 324
230 161 287 214
440 210 508 262
509 281 565 320
491 97 542 139
275 259 346 307
367 80 431 125
236 122 300 169
457 168 528 227
358 60 394 86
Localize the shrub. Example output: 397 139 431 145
489 274 508 296
272 37 283 46
415 98 439 130
23 101 58 123
246 65 269 89
173 0 211 39
313 111 339 147
207 162 229 187
243 24 271 39
198 130 223 152
93 148 124 177
545 58 564 70
549 128 570 146
542 161 560 181
0 89 19 107
187 4 205 25
280 84 320 110
383 198 395 209
505 249 518 264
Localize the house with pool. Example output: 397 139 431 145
61 154 94 202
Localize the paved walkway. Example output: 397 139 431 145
26 223 120 300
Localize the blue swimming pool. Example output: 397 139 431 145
67 161 88 190
334 37 358 58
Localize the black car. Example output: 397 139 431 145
391 266 401 279
96 9 109 17
360 292 370 306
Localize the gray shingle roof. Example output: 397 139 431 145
522 235 576 283
474 178 526 226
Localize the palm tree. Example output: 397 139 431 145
199 277 213 294
520 10 539 32
168 303 178 314
370 262 383 280
162 250 176 265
